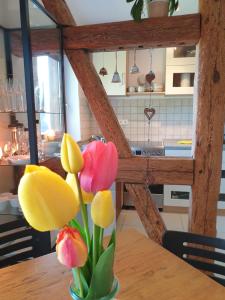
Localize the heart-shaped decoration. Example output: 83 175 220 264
144 107 156 121
145 71 155 84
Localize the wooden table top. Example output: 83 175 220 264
0 229 225 300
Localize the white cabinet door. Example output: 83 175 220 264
92 51 126 96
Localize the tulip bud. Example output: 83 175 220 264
61 133 84 174
80 141 118 193
66 173 94 204
91 190 115 228
18 166 79 231
56 226 88 268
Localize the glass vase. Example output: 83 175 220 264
70 278 119 300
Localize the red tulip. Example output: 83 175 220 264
80 141 118 193
56 226 88 268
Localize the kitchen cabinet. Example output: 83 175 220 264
0 0 65 170
165 48 196 95
92 51 126 96
0 0 66 260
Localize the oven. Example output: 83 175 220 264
122 141 165 210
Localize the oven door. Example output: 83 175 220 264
123 184 164 209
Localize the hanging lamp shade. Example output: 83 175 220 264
99 67 108 76
99 51 108 76
112 52 121 83
130 49 139 74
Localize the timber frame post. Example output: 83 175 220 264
189 0 225 236
42 0 225 242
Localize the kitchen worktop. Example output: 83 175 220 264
163 139 192 150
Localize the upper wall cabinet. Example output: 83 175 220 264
165 46 196 95
92 51 126 96
166 46 196 66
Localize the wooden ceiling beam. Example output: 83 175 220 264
118 157 194 185
63 14 201 51
10 29 59 57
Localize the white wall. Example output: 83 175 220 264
174 0 199 16
64 56 81 141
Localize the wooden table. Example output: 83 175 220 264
0 230 225 300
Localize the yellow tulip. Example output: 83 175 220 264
24 165 48 174
61 133 84 174
66 173 94 204
18 166 79 232
91 190 114 228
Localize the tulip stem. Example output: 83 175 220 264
74 174 91 252
73 268 84 298
93 224 100 270
99 227 104 257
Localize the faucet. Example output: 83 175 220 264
77 135 105 147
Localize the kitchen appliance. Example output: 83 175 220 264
123 141 165 210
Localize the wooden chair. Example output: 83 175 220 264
162 230 225 286
0 217 51 268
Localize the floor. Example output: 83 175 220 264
117 209 225 239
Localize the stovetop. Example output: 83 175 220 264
129 141 165 156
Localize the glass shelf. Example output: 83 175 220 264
0 111 63 114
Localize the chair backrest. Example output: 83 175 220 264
162 230 225 287
0 217 51 268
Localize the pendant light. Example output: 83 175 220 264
130 49 139 74
99 51 108 76
112 51 121 83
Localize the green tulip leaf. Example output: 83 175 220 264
72 268 89 298
107 229 116 248
69 219 86 244
85 243 115 300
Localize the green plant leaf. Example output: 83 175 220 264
131 0 144 22
85 243 115 300
126 0 135 2
72 268 89 298
69 219 86 244
107 229 116 248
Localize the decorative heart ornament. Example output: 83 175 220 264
144 107 156 121
145 71 155 84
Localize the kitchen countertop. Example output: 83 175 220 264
163 139 192 150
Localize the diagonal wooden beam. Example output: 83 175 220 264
42 0 166 243
42 0 76 26
66 49 132 158
63 14 201 51
126 184 166 244
190 0 225 236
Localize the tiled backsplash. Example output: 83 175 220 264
79 92 193 142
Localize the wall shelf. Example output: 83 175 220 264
126 92 165 96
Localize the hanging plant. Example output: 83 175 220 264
126 0 179 22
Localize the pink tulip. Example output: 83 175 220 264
79 141 118 193
56 226 88 268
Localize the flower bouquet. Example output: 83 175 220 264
18 134 119 300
